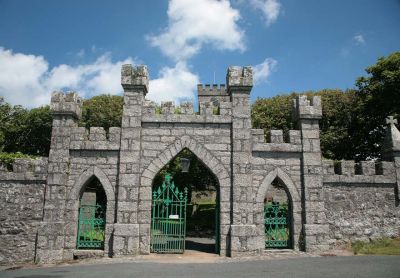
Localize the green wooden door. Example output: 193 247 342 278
264 201 291 248
150 174 188 253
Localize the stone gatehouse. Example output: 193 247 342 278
0 65 399 264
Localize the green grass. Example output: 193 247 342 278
351 237 400 255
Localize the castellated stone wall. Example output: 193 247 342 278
322 160 399 246
0 64 399 265
0 158 48 265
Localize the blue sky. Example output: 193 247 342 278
0 0 399 107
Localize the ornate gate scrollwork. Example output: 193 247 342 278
151 174 188 253
77 202 106 249
264 201 291 248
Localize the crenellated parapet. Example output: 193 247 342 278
0 157 48 181
69 127 121 150
198 84 227 96
323 160 396 184
251 129 302 152
197 84 230 104
141 100 232 123
50 91 83 120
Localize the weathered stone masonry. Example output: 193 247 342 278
0 65 399 264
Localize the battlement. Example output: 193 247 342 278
121 64 149 94
197 84 228 96
251 129 302 152
50 91 83 119
293 95 322 120
226 66 253 93
69 127 121 150
323 160 396 184
0 157 48 181
141 100 232 123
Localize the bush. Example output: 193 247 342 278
0 152 37 170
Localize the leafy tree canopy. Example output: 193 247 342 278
352 51 400 159
0 98 52 156
79 95 123 130
252 89 357 160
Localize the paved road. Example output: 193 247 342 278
1 256 399 278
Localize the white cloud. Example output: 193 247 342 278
250 0 281 26
0 47 134 107
354 34 365 45
148 62 199 104
253 58 277 84
147 0 245 61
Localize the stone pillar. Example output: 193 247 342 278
113 65 148 256
293 95 329 252
382 116 400 202
38 92 82 263
227 66 258 256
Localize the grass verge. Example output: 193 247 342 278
351 237 400 255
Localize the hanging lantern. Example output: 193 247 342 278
181 157 190 173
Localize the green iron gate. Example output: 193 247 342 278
77 202 106 249
151 174 188 253
264 201 291 248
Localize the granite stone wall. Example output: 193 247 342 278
324 184 399 246
0 158 47 265
322 159 400 247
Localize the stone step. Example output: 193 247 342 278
73 250 105 260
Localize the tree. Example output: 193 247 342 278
252 93 296 133
0 98 52 156
0 98 29 153
251 89 358 160
80 95 123 130
20 106 52 155
353 51 400 159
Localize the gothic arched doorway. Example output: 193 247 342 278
150 148 220 254
76 177 107 249
264 178 293 249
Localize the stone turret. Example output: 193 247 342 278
50 91 82 121
293 95 322 121
228 66 255 256
121 64 149 94
293 95 329 252
38 91 83 263
115 64 149 256
226 66 253 94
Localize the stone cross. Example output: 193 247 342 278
386 116 398 125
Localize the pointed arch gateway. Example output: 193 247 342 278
256 168 302 250
140 135 231 255
67 166 116 254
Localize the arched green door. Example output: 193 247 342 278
77 194 106 249
150 174 188 253
264 201 291 248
